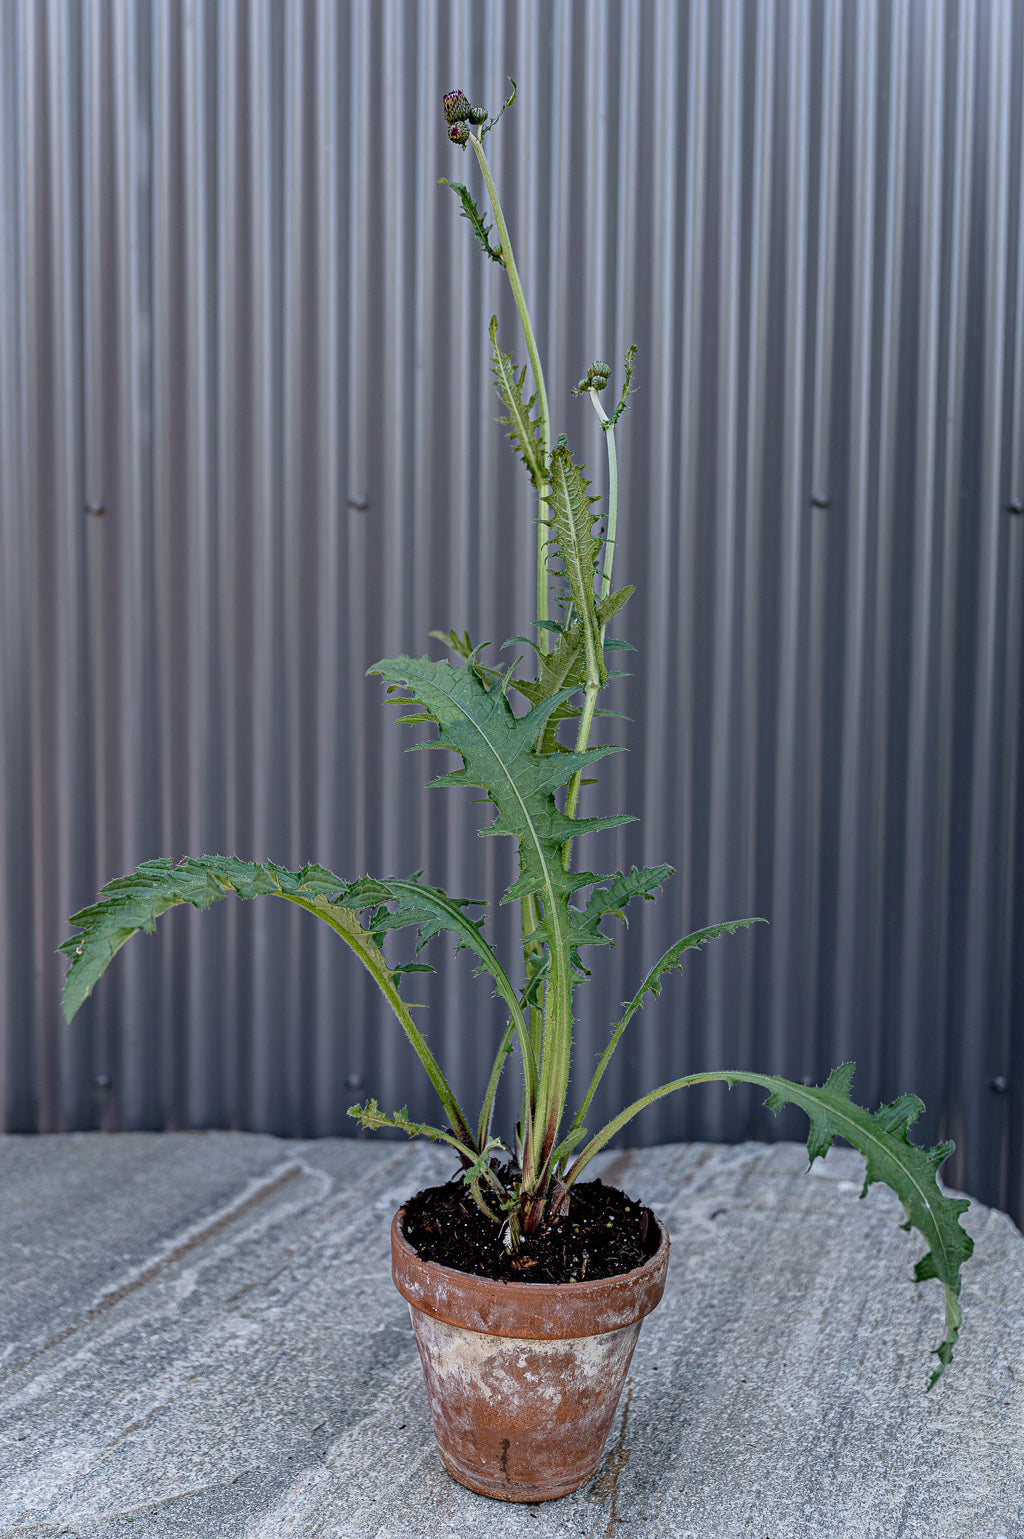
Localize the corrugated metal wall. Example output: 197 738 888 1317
2 0 1022 1221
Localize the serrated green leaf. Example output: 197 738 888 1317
346 1097 444 1140
60 855 475 1149
752 1069 974 1386
360 873 537 1099
543 440 603 639
369 651 635 1162
439 179 503 263
568 1061 974 1385
509 587 634 755
489 315 545 486
616 918 768 1025
527 865 676 975
60 856 354 1022
565 915 763 1141
368 654 631 908
429 628 475 661
575 864 675 937
605 342 638 429
480 76 517 140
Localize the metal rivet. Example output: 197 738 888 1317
990 1075 1010 1094
94 1073 112 1091
345 1073 364 1091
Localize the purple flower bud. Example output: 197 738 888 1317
449 122 470 147
443 89 473 124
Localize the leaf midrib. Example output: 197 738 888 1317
433 682 571 967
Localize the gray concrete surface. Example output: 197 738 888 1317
0 1132 1020 1539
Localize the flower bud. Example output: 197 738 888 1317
572 361 612 395
468 105 488 125
449 122 470 147
443 89 473 124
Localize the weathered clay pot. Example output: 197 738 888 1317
391 1202 670 1502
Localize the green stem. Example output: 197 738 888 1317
283 894 475 1151
560 442 607 863
477 1023 515 1148
470 131 552 649
562 679 600 858
588 388 619 610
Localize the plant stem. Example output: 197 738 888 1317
562 680 600 852
470 126 553 1170
588 388 619 608
283 894 476 1151
559 391 623 856
470 130 552 650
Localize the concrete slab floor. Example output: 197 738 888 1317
0 1133 1020 1539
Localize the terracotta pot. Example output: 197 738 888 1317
391 1202 670 1503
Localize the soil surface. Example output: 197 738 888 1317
400 1177 661 1284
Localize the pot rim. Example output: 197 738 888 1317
391 1199 670 1340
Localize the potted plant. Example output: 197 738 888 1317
62 83 974 1504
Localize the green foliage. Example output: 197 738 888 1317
480 76 517 140
566 917 767 1136
566 1064 972 1386
507 586 634 753
606 343 638 429
543 439 603 630
761 1065 973 1386
61 857 355 1023
438 179 503 263
347 1097 449 1142
60 82 974 1385
368 654 631 912
489 315 545 485
59 855 479 1148
615 917 771 1027
574 864 675 941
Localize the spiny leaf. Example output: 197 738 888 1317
360 873 536 1092
569 1060 974 1386
528 864 675 977
429 627 475 660
489 315 545 486
543 439 603 634
462 1135 507 1184
345 1098 483 1169
618 917 769 1026
495 587 633 757
346 1098 449 1142
60 856 359 1023
369 654 632 910
575 864 675 939
748 1066 973 1387
368 650 633 1153
480 76 517 140
509 587 634 711
605 343 638 429
439 179 503 263
60 856 477 1146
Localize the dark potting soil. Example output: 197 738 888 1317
401 1178 661 1284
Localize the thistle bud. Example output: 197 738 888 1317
443 89 473 124
572 361 612 395
468 105 488 125
448 122 470 147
